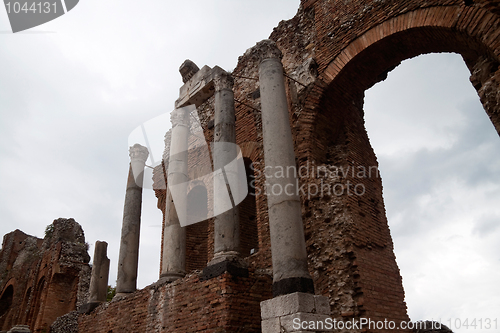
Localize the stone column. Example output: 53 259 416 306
89 241 110 303
211 70 240 263
81 241 110 313
255 39 314 297
116 144 149 295
159 107 190 282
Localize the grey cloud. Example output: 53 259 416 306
473 214 500 238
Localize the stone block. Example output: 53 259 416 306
261 318 281 333
260 292 316 320
176 65 214 108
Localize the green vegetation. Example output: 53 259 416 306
44 224 54 239
106 285 116 302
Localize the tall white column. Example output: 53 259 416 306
255 39 314 297
160 107 190 282
211 70 240 263
116 144 149 295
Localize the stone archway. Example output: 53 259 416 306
0 284 14 330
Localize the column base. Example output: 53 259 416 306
261 292 331 333
114 292 134 298
272 277 315 297
79 301 103 315
202 255 248 280
158 272 185 284
209 251 240 265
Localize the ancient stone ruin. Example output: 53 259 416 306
2 0 500 332
0 219 90 333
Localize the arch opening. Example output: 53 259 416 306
364 52 500 324
0 285 14 319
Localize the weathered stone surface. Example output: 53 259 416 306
116 144 149 295
88 241 110 305
0 219 90 332
257 39 313 296
211 69 241 264
179 59 200 83
50 311 79 333
175 65 214 108
160 107 191 282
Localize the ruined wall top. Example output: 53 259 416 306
179 59 200 84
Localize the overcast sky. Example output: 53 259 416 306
0 1 498 332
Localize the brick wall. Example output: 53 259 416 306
79 271 272 333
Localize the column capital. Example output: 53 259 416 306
129 144 149 163
213 70 234 91
253 39 283 63
170 107 191 128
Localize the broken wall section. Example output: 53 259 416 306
0 218 91 333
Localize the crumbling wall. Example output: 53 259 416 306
0 218 90 333
78 270 272 333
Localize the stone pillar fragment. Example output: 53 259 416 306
81 241 110 313
255 39 314 297
116 144 149 295
211 70 240 262
159 107 190 282
89 241 110 302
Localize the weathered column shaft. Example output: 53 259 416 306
89 241 110 303
116 144 149 294
256 40 314 296
160 107 189 282
212 71 240 261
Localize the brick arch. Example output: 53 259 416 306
0 284 14 317
299 3 500 329
27 276 46 329
308 5 500 163
318 5 500 136
322 6 500 85
0 285 14 330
